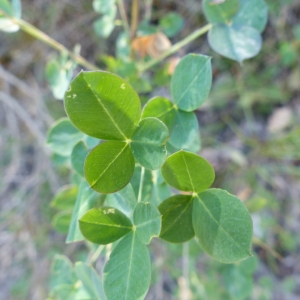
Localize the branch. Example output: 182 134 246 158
137 23 213 73
0 9 98 71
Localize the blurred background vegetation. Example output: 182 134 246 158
0 0 300 299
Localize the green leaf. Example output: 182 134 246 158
49 255 94 300
11 0 22 18
232 0 268 33
71 141 88 177
52 211 72 234
74 262 106 300
130 117 169 170
159 12 184 37
79 207 132 244
0 0 14 14
142 97 176 131
93 0 115 14
203 0 239 23
94 15 115 38
93 3 117 37
85 141 135 194
65 71 141 140
208 24 262 62
103 232 151 300
171 54 212 111
116 31 130 59
50 185 78 210
46 57 74 100
50 255 77 289
66 181 102 243
193 188 253 263
161 150 215 193
168 110 201 152
47 118 84 156
158 195 194 243
133 202 161 244
0 0 20 32
105 183 137 219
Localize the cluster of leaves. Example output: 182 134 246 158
203 0 268 62
93 0 117 38
46 51 254 299
45 48 79 100
48 255 105 300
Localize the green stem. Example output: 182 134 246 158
137 23 213 73
137 166 145 202
0 9 98 70
90 245 105 264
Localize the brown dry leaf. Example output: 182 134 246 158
131 35 155 58
147 32 171 59
131 32 171 59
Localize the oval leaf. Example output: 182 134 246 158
232 0 268 33
103 232 151 300
168 110 201 153
208 24 262 62
161 150 215 193
52 211 72 234
79 207 132 244
71 141 88 177
66 181 102 243
171 54 212 111
193 188 253 263
50 184 78 210
64 71 141 140
74 262 106 300
203 0 239 23
47 118 84 156
142 97 176 131
130 117 169 170
93 0 115 14
85 141 135 194
158 195 194 243
133 202 161 244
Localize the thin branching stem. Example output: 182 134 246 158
116 0 130 37
130 0 139 40
0 9 98 70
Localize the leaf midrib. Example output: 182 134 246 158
82 74 127 139
176 57 210 106
160 198 193 236
124 233 135 300
182 153 195 192
80 220 132 229
90 143 128 188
